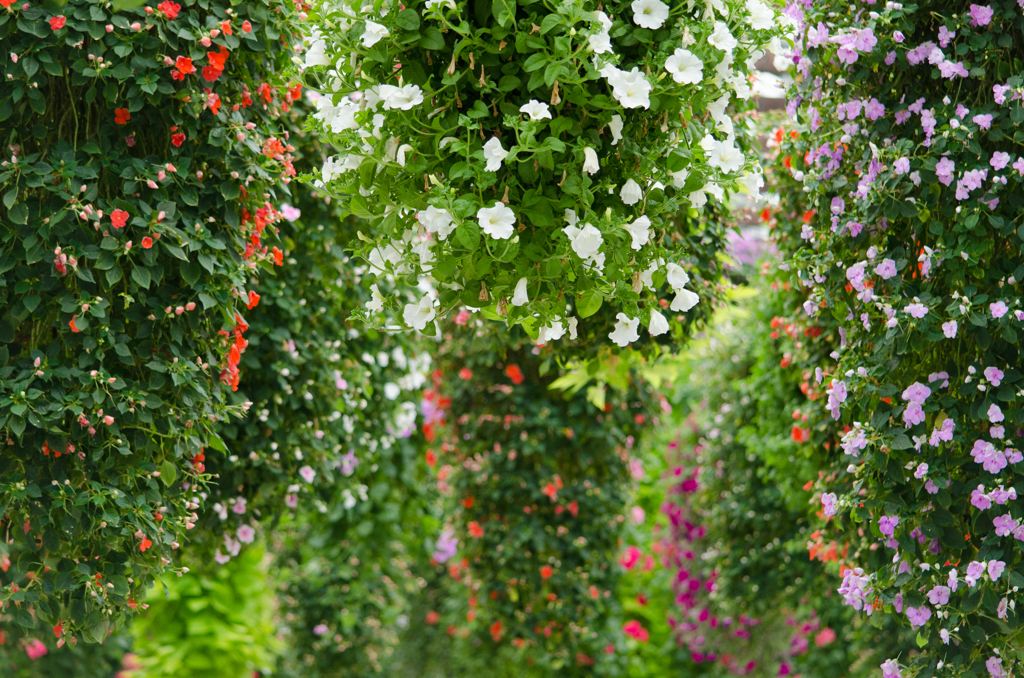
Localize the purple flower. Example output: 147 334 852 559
938 26 955 47
984 366 1004 385
973 113 994 130
990 152 1011 170
988 560 1006 581
902 382 932 404
904 303 928 318
878 515 899 537
432 527 459 563
841 427 868 456
831 197 846 215
972 439 1007 473
969 4 994 26
990 300 1009 318
987 657 1004 678
927 585 950 605
935 157 955 185
914 463 928 479
903 402 926 427
989 404 1004 423
884 51 896 65
942 320 958 338
838 567 872 610
821 492 838 516
875 258 898 279
965 560 986 586
993 515 1018 537
971 485 992 509
881 659 902 678
893 30 904 43
925 479 939 494
906 605 932 628
864 98 885 120
313 624 329 636
893 158 910 174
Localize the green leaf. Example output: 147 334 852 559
491 0 515 27
577 289 603 318
159 460 178 487
419 26 445 50
131 266 152 289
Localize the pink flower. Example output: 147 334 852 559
972 485 992 509
905 605 931 628
236 524 256 543
935 157 955 185
280 203 301 222
990 300 1009 318
25 639 48 660
298 465 316 483
875 258 897 279
619 546 642 570
313 624 329 636
973 113 994 130
622 620 649 642
902 382 931 404
984 366 1004 385
903 303 928 318
927 585 950 605
988 560 1006 581
968 4 994 26
990 152 1011 170
987 656 1004 678
878 515 899 537
942 320 958 338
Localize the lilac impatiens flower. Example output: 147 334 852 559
965 560 986 587
935 157 955 185
838 567 872 610
432 527 459 563
821 492 839 516
973 113 994 130
968 4 994 26
881 659 902 678
990 300 1009 318
942 320 958 338
878 515 899 537
927 585 951 605
875 258 897 279
984 366 1004 385
903 303 928 318
902 382 931 404
906 605 932 628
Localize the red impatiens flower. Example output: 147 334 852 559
110 209 129 228
467 521 484 538
256 82 272 104
246 290 260 309
220 20 233 35
49 15 66 30
273 246 283 266
540 565 553 579
69 315 80 333
489 620 504 641
204 91 222 115
241 19 252 33
791 425 810 443
114 108 130 125
504 364 525 385
157 1 180 19
425 611 440 625
139 535 153 552
425 449 436 467
141 236 153 249
171 132 186 147
262 137 285 159
0 0 16 8
171 55 195 81
458 367 472 380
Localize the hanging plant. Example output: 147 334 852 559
301 0 790 349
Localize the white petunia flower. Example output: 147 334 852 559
746 0 775 30
707 139 744 174
665 263 689 290
418 206 456 239
631 0 669 29
689 189 707 207
396 144 415 166
567 316 579 339
738 172 764 199
620 179 643 205
607 68 652 109
592 10 613 31
624 215 651 250
511 277 529 306
707 21 737 53
361 21 389 48
520 100 552 120
609 313 641 347
670 288 699 312
403 295 436 330
704 182 725 201
582 147 600 174
664 48 703 83
589 30 613 54
564 208 579 227
538 319 566 343
671 169 689 189
641 259 662 289
648 309 669 336
477 202 516 239
305 38 330 68
483 137 508 172
366 283 385 312
563 222 604 259
609 114 624 144
379 84 424 110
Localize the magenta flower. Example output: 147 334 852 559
299 465 316 483
968 4 994 26
237 524 256 544
965 560 986 586
972 439 1007 474
902 382 931 404
903 402 925 427
280 203 302 222
988 560 1006 581
992 514 1017 537
935 157 955 185
313 624 329 636
971 485 992 509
